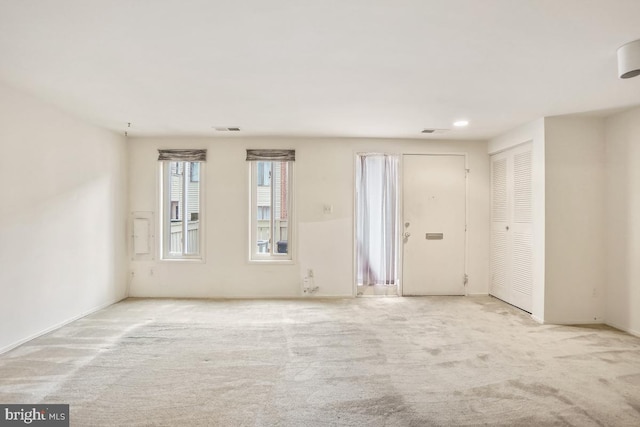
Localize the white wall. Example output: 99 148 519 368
544 116 606 324
488 119 546 322
128 137 490 298
0 82 128 353
605 106 640 336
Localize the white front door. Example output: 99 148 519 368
402 155 466 296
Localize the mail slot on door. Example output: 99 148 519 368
425 233 444 240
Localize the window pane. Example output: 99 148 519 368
273 161 288 254
258 162 271 186
169 161 184 254
190 162 200 182
185 162 200 254
163 160 203 259
256 161 271 254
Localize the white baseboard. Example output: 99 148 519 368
128 293 354 299
538 318 606 326
0 296 126 356
466 293 490 297
533 317 640 336
531 315 544 324
603 320 640 338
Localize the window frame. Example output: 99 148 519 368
160 160 205 261
249 160 294 263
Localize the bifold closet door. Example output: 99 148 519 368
490 143 533 312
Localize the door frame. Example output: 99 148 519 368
352 152 470 297
398 153 469 297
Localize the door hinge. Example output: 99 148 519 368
463 274 469 286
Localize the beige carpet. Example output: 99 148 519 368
1 296 640 426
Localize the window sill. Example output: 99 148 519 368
248 258 295 265
159 257 205 263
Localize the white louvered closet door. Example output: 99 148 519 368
490 143 533 312
490 155 509 304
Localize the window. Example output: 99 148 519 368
158 149 206 260
257 206 271 220
356 154 399 288
247 149 294 261
171 201 180 220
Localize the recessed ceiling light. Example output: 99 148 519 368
453 120 469 127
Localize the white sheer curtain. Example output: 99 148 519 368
356 154 399 286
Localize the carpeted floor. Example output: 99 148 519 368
1 296 640 426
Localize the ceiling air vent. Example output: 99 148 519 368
421 128 450 134
214 127 241 132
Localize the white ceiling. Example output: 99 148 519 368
1 0 639 140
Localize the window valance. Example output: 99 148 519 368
158 149 207 162
245 149 295 161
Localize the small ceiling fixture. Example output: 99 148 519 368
421 128 449 134
453 120 469 127
617 39 640 79
213 126 241 132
